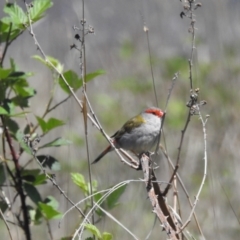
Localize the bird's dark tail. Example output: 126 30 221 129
92 145 112 164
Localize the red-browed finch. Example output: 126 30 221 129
92 107 164 164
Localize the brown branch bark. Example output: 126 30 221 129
140 154 179 239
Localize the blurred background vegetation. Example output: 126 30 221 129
1 0 240 239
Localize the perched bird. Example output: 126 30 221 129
92 107 164 164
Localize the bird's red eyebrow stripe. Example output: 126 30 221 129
145 109 164 117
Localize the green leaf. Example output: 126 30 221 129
71 173 88 194
8 71 26 78
60 237 72 240
102 232 113 240
14 86 36 97
43 196 59 210
0 163 6 185
33 174 47 185
29 207 42 225
59 70 81 94
29 0 53 22
85 69 106 81
40 137 72 148
5 118 19 137
3 4 27 27
0 17 22 42
11 96 30 108
0 107 9 115
21 169 41 182
46 118 65 130
0 68 12 79
94 192 104 216
3 100 15 115
106 183 128 209
38 202 62 220
59 69 105 94
84 224 101 239
36 155 61 171
24 182 42 204
36 116 65 134
33 55 63 73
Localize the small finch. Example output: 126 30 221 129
92 107 164 164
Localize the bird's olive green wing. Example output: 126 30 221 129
111 115 146 138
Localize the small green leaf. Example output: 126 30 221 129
36 116 46 132
38 202 62 220
85 69 106 81
3 100 15 115
36 155 61 171
102 232 113 240
94 192 104 216
40 138 72 148
3 4 27 27
24 182 42 204
59 69 105 94
36 117 65 134
59 70 81 94
43 196 59 210
5 118 19 137
11 96 30 108
0 68 12 79
84 224 101 239
29 0 53 22
33 174 47 185
106 183 128 209
21 169 41 182
71 173 88 194
33 55 63 73
0 107 9 115
29 207 42 225
60 237 72 240
0 17 22 36
8 71 25 78
14 86 36 97
47 118 65 130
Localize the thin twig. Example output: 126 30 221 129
163 110 191 196
143 24 158 106
80 0 95 228
165 72 179 111
220 182 240 226
188 0 196 90
0 208 13 240
160 145 204 236
32 153 88 221
180 111 208 232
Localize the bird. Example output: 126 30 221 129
92 107 164 164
